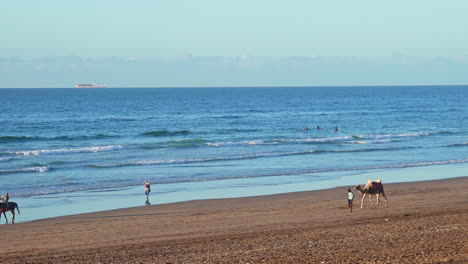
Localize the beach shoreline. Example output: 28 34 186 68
1 177 467 263
12 162 468 224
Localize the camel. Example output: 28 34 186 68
354 179 388 208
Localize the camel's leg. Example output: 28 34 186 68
375 193 380 208
360 194 366 208
368 194 373 208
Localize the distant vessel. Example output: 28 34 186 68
75 83 107 88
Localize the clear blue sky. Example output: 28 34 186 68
1 0 468 87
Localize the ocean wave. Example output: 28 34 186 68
169 138 206 144
89 150 322 168
352 132 429 140
142 130 190 137
0 134 118 143
0 157 14 162
280 132 428 145
347 139 391 144
206 140 269 147
137 143 160 150
104 117 137 122
448 142 468 147
213 115 241 119
64 134 120 141
204 132 430 148
13 158 468 198
437 131 456 135
11 145 123 156
0 136 36 143
376 159 468 169
215 128 261 134
139 135 394 149
275 136 353 144
223 158 468 180
88 147 408 169
168 138 207 148
0 166 49 174
10 182 133 198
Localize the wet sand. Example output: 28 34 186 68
1 177 467 264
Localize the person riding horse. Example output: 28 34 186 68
0 193 20 224
1 192 9 206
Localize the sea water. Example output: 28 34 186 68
0 86 467 222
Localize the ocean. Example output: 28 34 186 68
1 86 467 222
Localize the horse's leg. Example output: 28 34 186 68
361 194 366 208
11 210 15 224
3 211 8 224
381 190 388 207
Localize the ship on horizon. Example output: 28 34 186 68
75 83 107 88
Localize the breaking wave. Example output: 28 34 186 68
0 166 49 174
88 147 410 169
274 132 428 145
347 139 391 144
13 158 468 198
0 157 14 162
11 145 123 156
206 140 269 147
350 132 429 140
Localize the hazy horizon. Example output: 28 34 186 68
2 1 468 88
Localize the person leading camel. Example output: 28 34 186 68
347 189 354 212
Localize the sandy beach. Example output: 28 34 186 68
1 177 467 264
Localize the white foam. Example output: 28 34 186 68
92 150 323 168
13 145 124 156
0 166 49 174
205 140 266 147
0 157 13 162
356 132 428 140
348 139 391 144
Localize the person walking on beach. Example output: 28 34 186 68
144 180 151 199
347 189 354 212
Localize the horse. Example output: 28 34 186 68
0 202 20 224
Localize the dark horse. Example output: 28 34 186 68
0 202 20 224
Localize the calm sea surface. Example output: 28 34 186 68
0 86 467 219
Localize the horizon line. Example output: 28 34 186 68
1 84 468 89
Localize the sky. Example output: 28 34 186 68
1 0 468 88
